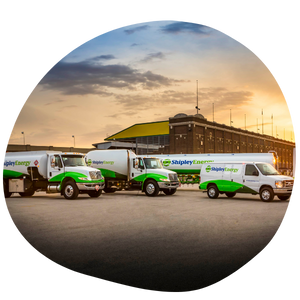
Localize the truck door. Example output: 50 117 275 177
48 154 64 180
242 164 260 193
130 158 146 179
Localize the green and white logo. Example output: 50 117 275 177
87 159 92 166
206 165 211 173
163 159 171 167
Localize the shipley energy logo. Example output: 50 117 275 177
163 159 214 167
206 165 212 172
163 159 171 167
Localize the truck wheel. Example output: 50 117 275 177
163 189 177 195
277 195 290 201
3 181 12 198
260 187 274 202
145 180 159 197
207 184 219 199
225 192 236 198
103 187 116 193
88 190 102 198
63 181 79 200
19 189 35 197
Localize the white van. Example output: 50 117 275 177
199 162 294 202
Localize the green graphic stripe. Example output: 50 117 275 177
3 169 24 179
97 168 127 180
49 172 104 183
133 173 168 182
200 180 257 194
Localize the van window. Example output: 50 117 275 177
245 164 258 176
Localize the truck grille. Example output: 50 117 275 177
89 171 102 180
284 180 294 188
169 173 178 181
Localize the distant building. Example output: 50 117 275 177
93 113 295 174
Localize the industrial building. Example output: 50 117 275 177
93 113 295 174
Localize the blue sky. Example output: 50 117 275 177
9 21 293 147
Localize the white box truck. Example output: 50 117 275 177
86 150 179 196
199 161 294 202
150 153 276 184
3 151 105 199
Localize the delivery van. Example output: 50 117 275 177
199 162 294 202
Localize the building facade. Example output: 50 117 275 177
100 113 295 174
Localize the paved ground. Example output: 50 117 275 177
5 190 289 292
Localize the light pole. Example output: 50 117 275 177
21 132 25 145
72 135 75 148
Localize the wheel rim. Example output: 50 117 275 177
261 189 270 201
146 183 155 195
65 185 74 197
208 188 216 197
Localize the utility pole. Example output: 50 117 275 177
21 132 25 145
195 80 200 115
72 135 75 148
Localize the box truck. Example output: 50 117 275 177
86 150 179 196
3 151 105 199
199 161 293 202
150 153 276 184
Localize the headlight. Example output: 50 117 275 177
160 178 170 182
275 181 284 188
79 177 90 181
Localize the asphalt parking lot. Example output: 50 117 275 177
5 189 289 292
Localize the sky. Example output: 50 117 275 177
8 20 294 147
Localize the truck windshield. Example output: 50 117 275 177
61 155 86 167
144 158 163 169
256 163 280 175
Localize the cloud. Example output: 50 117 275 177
44 99 65 106
160 22 211 36
114 90 195 109
197 87 254 108
88 55 116 61
124 25 150 35
140 52 167 63
39 59 185 95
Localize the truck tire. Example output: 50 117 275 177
63 181 79 200
145 180 159 197
207 184 219 199
3 181 12 198
88 190 102 198
260 187 274 202
103 187 116 193
163 189 177 195
19 189 35 197
225 192 236 198
277 195 290 201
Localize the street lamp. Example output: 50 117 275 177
72 135 75 148
21 132 25 145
